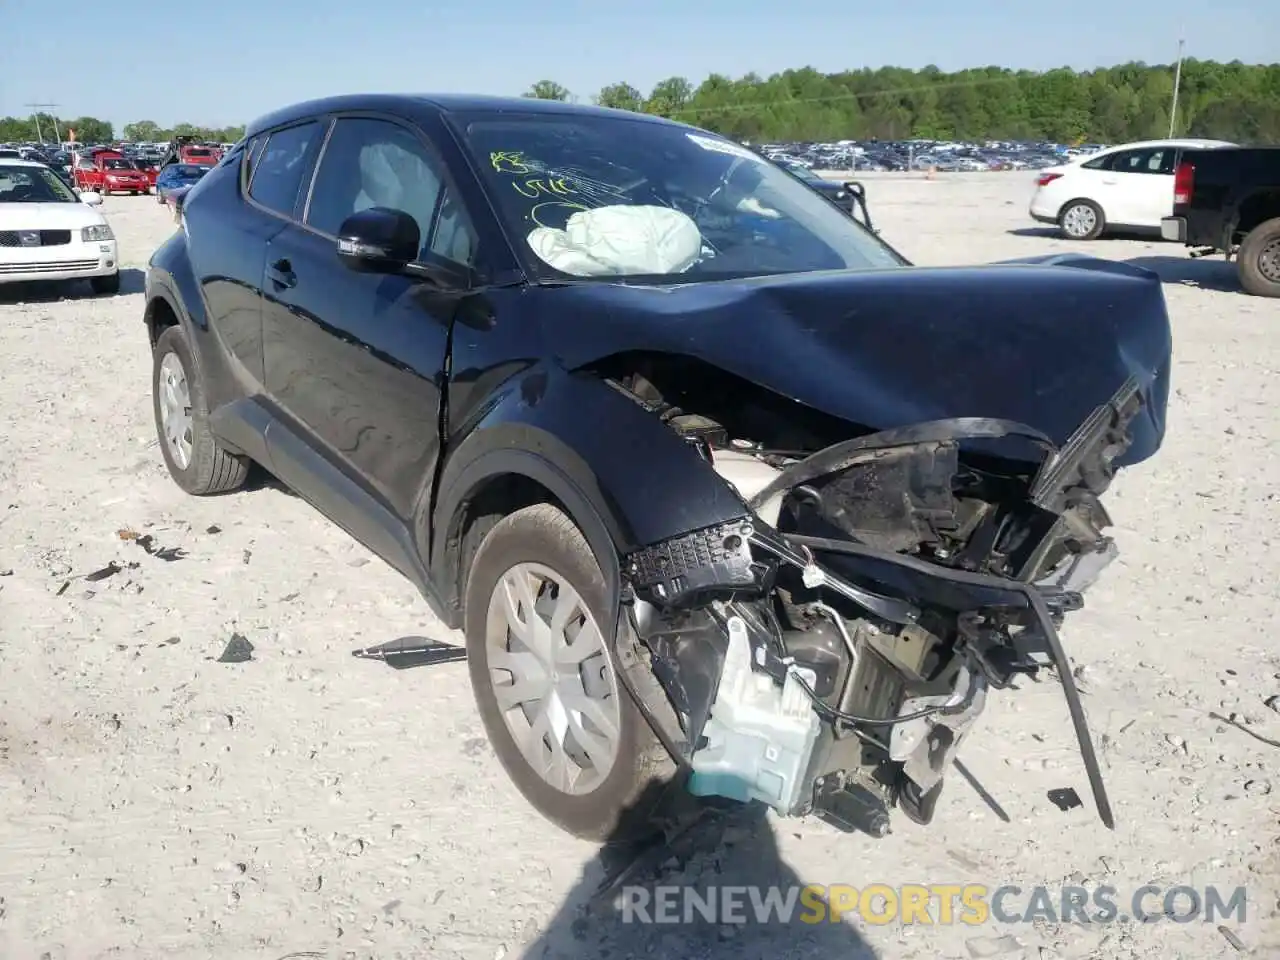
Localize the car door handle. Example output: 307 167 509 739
267 258 296 289
1101 178 1118 185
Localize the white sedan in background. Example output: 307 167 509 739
0 159 119 295
1029 138 1236 240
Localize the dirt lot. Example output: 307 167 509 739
0 173 1277 960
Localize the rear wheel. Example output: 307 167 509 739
463 503 675 841
1237 216 1280 298
1059 199 1104 241
151 325 249 495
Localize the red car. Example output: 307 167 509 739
178 143 221 166
73 149 152 195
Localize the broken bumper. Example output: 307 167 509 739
621 379 1147 836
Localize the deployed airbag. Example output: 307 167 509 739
527 204 702 277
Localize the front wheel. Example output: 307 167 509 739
463 503 675 841
1237 216 1280 298
151 325 249 495
1059 199 1104 241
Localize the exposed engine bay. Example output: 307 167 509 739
600 355 1144 836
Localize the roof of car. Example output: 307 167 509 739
245 93 683 138
1093 138 1235 153
0 158 46 168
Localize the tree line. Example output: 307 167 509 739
525 59 1280 144
3 59 1276 148
0 115 245 145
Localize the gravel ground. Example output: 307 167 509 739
0 172 1277 960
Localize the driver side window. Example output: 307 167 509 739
305 117 477 267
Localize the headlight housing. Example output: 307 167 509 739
82 223 114 242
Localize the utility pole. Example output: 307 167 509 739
1168 34 1185 138
24 102 60 144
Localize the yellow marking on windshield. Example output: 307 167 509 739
512 177 580 199
530 201 589 228
490 151 529 174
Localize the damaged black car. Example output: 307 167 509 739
143 94 1172 841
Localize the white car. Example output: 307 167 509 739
0 159 120 294
1029 138 1236 240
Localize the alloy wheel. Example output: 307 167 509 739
484 561 622 795
1062 203 1097 238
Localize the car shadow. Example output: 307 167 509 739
0 266 145 304
518 782 879 959
242 463 299 498
1123 255 1241 293
1006 226 1162 242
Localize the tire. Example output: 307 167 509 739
151 325 249 495
1059 199 1105 241
463 503 675 841
90 272 120 296
1237 216 1280 298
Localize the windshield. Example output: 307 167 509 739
101 157 132 169
0 165 78 203
457 113 904 282
173 164 209 179
185 148 213 158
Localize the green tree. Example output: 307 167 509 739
596 82 643 112
68 116 113 143
523 80 570 101
518 59 1278 145
645 77 693 117
123 120 162 142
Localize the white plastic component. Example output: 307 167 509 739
710 448 784 527
525 204 702 277
688 616 821 815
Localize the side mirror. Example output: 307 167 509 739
842 181 866 200
80 191 103 206
336 207 420 274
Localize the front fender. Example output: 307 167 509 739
442 368 748 544
429 368 751 615
148 231 209 332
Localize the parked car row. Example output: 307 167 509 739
756 138 1103 173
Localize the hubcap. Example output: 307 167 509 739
158 351 193 469
1063 204 1097 238
1258 236 1280 284
485 562 621 795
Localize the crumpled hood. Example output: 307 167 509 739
538 254 1172 464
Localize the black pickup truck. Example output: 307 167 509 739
1160 146 1280 297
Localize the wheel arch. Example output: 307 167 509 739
1057 195 1106 223
1234 189 1280 237
429 442 625 633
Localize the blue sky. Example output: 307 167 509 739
2 0 1272 130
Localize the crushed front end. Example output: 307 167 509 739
616 376 1149 836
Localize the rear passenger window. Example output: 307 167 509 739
248 122 322 217
1081 154 1112 171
